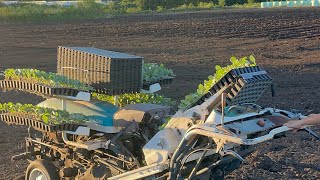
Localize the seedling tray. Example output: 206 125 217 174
0 80 80 97
93 87 141 95
0 113 82 133
57 46 143 95
142 77 174 90
189 66 272 108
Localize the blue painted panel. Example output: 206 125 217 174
38 98 119 126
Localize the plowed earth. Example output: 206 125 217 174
0 7 319 179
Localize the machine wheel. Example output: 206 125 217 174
209 156 242 180
25 160 59 180
209 169 224 180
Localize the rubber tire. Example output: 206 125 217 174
25 160 60 180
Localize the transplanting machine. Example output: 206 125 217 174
0 47 318 180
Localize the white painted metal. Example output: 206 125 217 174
55 91 91 102
29 168 48 180
109 163 169 180
261 0 319 7
62 132 109 150
65 126 90 136
206 108 270 125
140 83 161 94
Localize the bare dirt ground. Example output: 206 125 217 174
0 7 319 179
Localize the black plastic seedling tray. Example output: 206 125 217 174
188 66 273 109
142 77 174 90
57 46 143 95
0 80 80 97
0 113 83 133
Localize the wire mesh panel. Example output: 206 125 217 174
57 46 143 95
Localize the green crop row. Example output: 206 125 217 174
92 92 176 108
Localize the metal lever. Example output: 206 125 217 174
221 93 226 125
271 84 276 112
222 150 246 163
301 127 320 140
11 152 30 161
271 84 276 97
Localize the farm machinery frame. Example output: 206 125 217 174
0 47 318 180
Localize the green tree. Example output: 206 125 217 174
247 0 255 5
218 0 225 6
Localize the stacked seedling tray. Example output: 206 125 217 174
0 69 91 132
57 47 143 95
189 66 272 108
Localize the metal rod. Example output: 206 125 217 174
95 156 126 173
61 99 66 111
221 93 226 125
28 126 31 138
114 95 119 106
94 150 133 164
11 152 30 161
188 149 208 179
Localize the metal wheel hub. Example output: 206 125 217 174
29 168 48 180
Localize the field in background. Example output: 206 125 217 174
0 0 260 23
0 7 319 179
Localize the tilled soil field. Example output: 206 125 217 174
0 7 320 180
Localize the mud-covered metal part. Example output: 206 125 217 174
108 162 169 180
114 103 173 138
192 147 255 179
11 152 30 161
167 124 294 179
23 131 140 179
15 103 173 179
